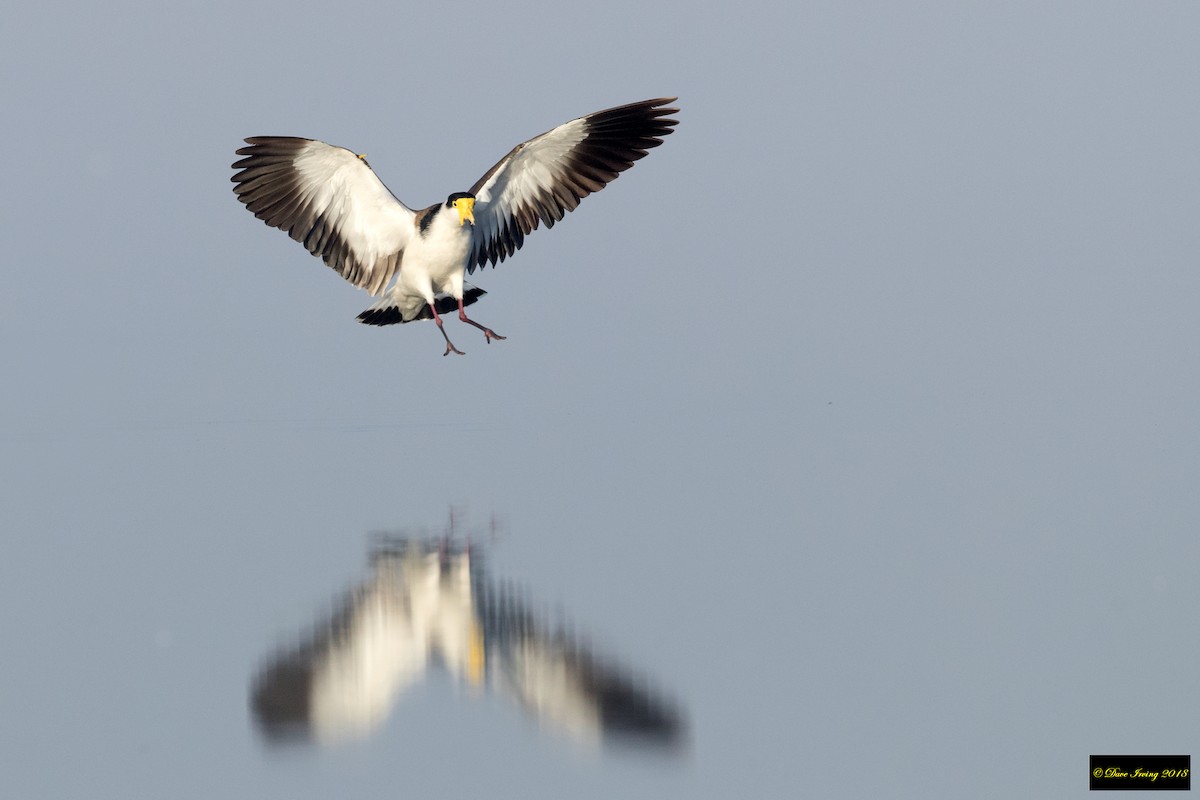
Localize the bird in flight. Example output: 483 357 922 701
231 98 679 355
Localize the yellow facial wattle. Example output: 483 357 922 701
454 196 476 226
467 619 485 686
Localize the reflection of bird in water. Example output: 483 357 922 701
251 541 482 743
481 582 682 749
251 539 684 752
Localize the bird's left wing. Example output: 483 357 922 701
484 589 685 748
466 98 678 274
232 137 415 296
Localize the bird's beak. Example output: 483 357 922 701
454 197 476 227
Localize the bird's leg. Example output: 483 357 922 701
458 299 506 344
430 303 466 356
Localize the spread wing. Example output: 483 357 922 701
232 137 416 296
484 588 685 748
250 569 431 744
466 98 679 273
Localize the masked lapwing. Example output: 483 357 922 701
231 98 679 355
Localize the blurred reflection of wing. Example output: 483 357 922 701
483 588 685 751
251 543 483 744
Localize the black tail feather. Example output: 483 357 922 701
357 286 486 327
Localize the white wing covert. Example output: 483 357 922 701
466 98 678 273
232 137 416 295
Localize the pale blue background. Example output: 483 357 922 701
2 1 1198 797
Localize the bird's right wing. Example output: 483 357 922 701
250 559 432 744
232 137 415 296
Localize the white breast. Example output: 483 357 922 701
399 208 474 300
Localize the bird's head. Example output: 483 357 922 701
446 192 476 226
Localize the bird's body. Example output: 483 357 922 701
231 98 678 355
361 196 476 325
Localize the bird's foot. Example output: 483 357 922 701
457 303 505 346
460 314 506 344
443 342 466 356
